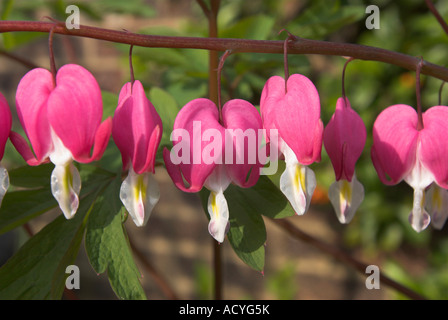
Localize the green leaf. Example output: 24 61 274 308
0 187 56 234
148 86 181 158
0 189 99 300
0 164 115 234
224 183 267 272
85 175 146 300
8 163 54 189
199 175 294 272
101 90 118 120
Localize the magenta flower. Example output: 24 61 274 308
371 104 448 232
0 92 12 206
323 97 366 224
163 98 263 242
260 74 323 216
112 80 163 227
10 64 112 219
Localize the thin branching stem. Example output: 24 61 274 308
1 21 448 82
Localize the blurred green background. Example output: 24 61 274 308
1 0 448 300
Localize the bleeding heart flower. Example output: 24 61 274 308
260 74 323 216
324 97 366 224
10 64 112 219
0 92 12 207
371 104 448 232
112 80 162 227
163 98 263 243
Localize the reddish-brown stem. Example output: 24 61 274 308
341 57 354 102
416 58 424 131
129 44 135 85
0 49 40 69
271 218 427 300
439 81 445 105
1 21 448 82
217 49 232 122
202 0 223 301
279 30 297 93
48 25 57 87
425 0 448 36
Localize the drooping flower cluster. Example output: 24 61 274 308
0 54 445 245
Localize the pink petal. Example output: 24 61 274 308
261 74 323 165
75 117 112 163
112 83 134 170
163 98 223 192
47 64 103 161
371 104 419 185
323 97 366 181
112 81 163 174
419 106 448 188
260 75 283 144
0 93 12 160
9 131 49 166
15 68 53 163
221 99 263 188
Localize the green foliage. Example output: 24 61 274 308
0 189 97 299
85 175 147 300
1 0 448 300
199 175 294 272
266 262 298 300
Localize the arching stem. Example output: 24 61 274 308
129 44 135 85
280 29 298 93
217 49 232 123
48 25 57 87
341 57 354 103
416 58 424 131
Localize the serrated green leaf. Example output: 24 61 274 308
8 163 54 189
0 189 99 300
0 164 115 234
199 174 294 272
0 187 56 235
85 176 146 300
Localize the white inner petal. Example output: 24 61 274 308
409 188 431 232
280 144 316 215
204 164 231 193
328 175 364 224
51 161 81 219
404 142 434 232
207 190 229 243
424 184 448 230
0 163 9 207
120 167 160 227
203 165 232 243
49 130 73 166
